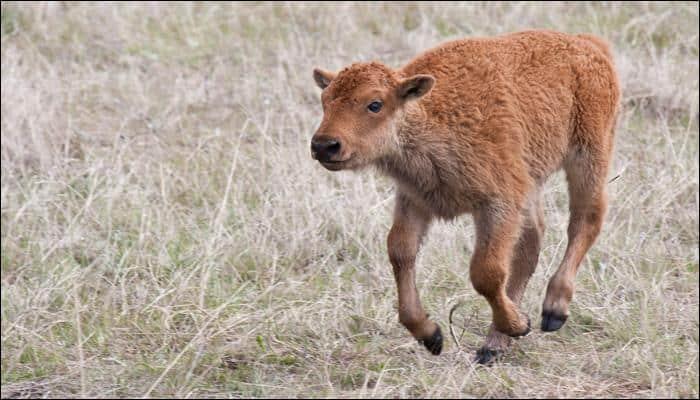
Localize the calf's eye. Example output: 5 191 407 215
367 101 383 113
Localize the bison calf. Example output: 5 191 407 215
311 30 620 363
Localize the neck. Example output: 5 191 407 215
377 103 442 192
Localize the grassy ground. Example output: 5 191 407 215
1 2 698 398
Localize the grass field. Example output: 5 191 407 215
1 2 698 398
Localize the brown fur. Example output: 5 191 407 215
311 30 620 359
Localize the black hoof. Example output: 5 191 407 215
541 310 568 332
507 316 531 338
474 347 502 365
419 326 443 355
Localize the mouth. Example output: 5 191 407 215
319 158 351 171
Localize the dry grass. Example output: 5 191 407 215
1 2 698 398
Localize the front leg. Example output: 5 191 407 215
470 202 531 338
388 193 442 355
477 194 545 364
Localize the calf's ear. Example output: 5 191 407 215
396 74 435 101
313 68 336 90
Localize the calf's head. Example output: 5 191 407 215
311 62 435 171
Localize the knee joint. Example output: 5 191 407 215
470 266 503 298
387 229 418 268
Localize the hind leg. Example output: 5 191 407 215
541 150 610 331
477 192 545 364
541 42 619 331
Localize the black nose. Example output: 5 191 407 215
311 139 341 161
